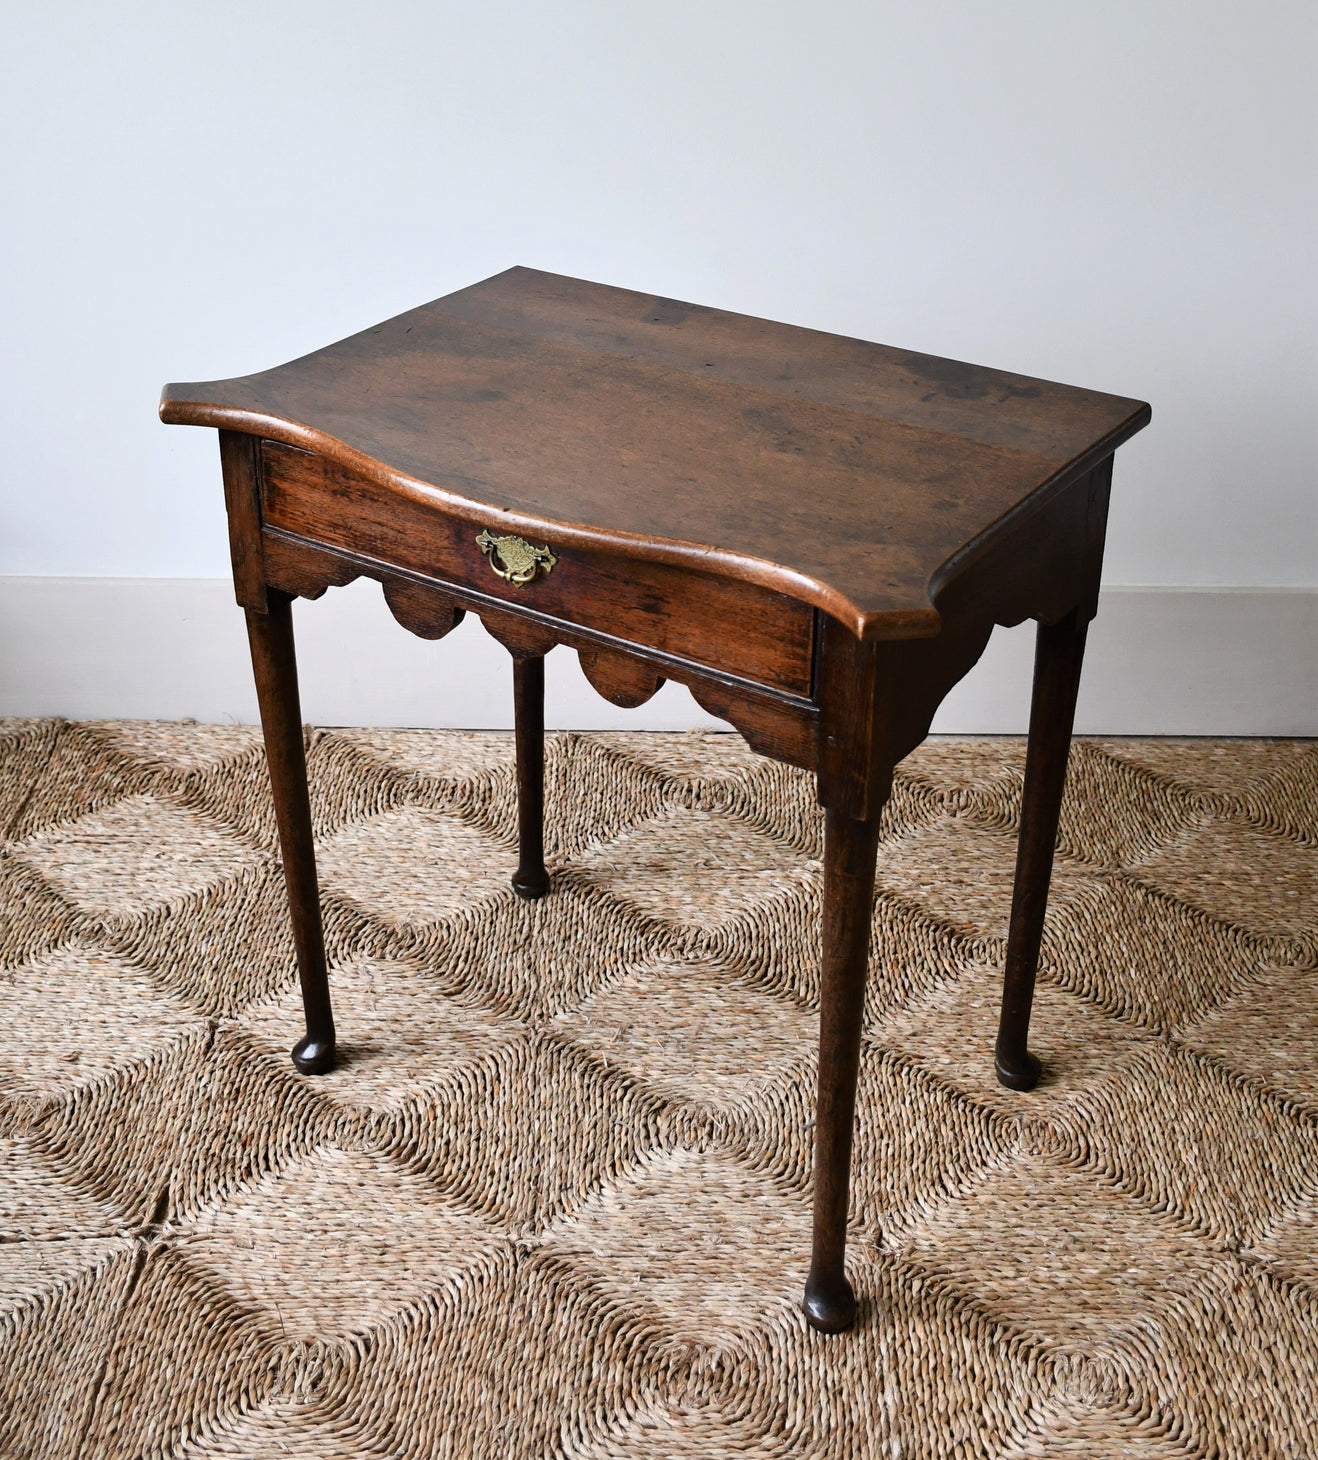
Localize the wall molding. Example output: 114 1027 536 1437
1 577 1313 735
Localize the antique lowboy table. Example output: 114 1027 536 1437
161 267 1150 1332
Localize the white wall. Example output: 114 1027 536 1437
4 580 1313 735
1 2 1314 728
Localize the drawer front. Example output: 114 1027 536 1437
260 442 814 696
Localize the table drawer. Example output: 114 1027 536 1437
260 441 815 697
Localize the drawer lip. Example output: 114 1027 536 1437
262 524 819 712
259 441 816 699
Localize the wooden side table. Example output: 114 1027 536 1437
161 267 1149 1332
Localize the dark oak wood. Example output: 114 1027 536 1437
513 655 550 899
995 609 1090 1090
578 647 666 709
218 429 267 611
263 528 358 601
244 591 335 1074
687 678 817 771
805 807 884 1332
436 270 1146 463
476 602 562 662
259 441 816 695
163 267 1149 640
382 578 466 640
258 529 822 771
162 268 1151 1335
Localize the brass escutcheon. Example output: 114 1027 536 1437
475 530 558 587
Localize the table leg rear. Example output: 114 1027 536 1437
512 654 550 899
995 609 1088 1091
245 592 335 1074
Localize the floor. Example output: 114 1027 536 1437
1 722 1315 1458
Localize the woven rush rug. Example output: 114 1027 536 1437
1 722 1316 1460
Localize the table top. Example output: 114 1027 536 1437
161 267 1149 639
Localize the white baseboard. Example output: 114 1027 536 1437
1 578 1313 735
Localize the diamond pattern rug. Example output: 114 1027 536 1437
1 720 1316 1459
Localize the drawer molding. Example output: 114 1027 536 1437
259 441 815 698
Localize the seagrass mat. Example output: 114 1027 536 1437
1 720 1316 1459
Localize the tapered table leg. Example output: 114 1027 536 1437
512 655 550 899
804 806 883 1333
245 592 335 1074
995 609 1089 1091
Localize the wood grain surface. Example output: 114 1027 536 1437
162 268 1149 640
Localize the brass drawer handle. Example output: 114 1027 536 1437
475 530 558 587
